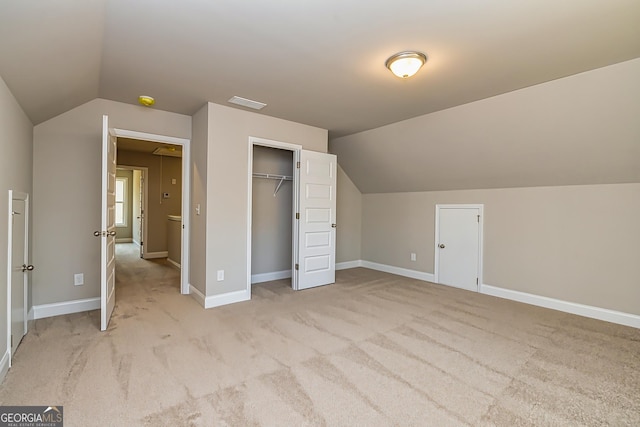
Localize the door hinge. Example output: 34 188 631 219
10 335 13 348
296 162 300 169
296 213 300 220
295 264 299 270
477 215 480 222
476 278 478 285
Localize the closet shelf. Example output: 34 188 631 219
252 172 293 196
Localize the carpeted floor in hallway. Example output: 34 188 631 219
0 243 638 426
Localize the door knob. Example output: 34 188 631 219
22 264 34 272
108 230 117 236
331 224 337 228
94 231 102 237
439 244 445 249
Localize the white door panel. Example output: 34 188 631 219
296 150 337 290
436 206 482 292
100 115 116 331
9 192 29 360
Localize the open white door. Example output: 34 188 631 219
295 150 337 290
7 191 29 363
99 115 117 331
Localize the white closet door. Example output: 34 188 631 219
296 150 337 290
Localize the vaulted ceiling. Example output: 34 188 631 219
1 0 639 139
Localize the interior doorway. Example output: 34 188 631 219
115 138 183 287
250 145 295 287
108 127 190 295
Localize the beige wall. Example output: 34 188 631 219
117 150 182 254
336 165 361 263
251 146 294 275
362 183 640 315
0 75 33 370
33 98 191 306
202 102 328 297
189 104 209 295
115 169 133 240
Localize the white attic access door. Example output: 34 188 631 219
247 137 337 294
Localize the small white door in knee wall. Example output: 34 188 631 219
435 205 483 292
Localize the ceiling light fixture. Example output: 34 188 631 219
385 51 427 79
138 95 155 107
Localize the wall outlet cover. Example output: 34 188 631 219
217 270 224 281
74 273 84 286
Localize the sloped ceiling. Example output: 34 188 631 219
1 1 639 194
0 0 639 140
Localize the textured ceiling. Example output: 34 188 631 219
1 0 639 139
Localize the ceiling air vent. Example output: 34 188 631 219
228 96 267 110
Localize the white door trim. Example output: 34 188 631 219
7 190 29 368
112 128 191 295
434 204 484 291
247 137 302 297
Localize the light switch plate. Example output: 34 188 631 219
217 270 224 281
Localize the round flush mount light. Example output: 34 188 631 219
138 95 155 107
385 51 427 78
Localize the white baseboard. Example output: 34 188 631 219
336 260 363 270
132 239 141 246
116 238 133 243
481 284 640 329
144 251 168 259
361 260 435 283
32 297 101 320
28 307 34 321
0 349 9 381
167 258 181 269
251 270 291 284
205 289 250 309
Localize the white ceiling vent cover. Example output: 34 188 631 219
228 96 267 110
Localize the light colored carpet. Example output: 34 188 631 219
1 244 638 426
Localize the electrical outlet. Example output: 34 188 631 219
74 273 84 286
410 253 417 261
217 270 224 281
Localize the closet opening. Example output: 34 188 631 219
250 146 295 289
247 137 302 295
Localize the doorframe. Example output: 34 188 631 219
116 166 149 257
246 137 302 296
112 128 191 295
6 190 29 367
434 204 484 291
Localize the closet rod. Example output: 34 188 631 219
252 172 293 196
252 172 293 181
